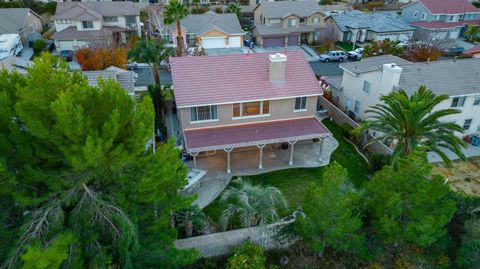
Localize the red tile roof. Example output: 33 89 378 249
416 0 480 14
411 19 480 29
465 44 480 55
170 51 322 108
183 117 330 152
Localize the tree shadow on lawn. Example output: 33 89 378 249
203 119 371 229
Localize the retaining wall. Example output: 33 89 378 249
318 96 392 156
175 219 295 258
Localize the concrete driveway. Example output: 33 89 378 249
309 60 344 77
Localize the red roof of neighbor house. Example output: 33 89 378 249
465 44 480 54
411 19 480 29
183 117 330 152
170 51 322 108
415 0 480 14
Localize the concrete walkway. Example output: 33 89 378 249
427 143 480 163
187 136 339 208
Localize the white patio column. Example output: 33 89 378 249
318 138 325 162
225 148 233 174
257 144 266 169
191 152 199 168
288 141 297 166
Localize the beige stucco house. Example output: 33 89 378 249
52 2 141 52
170 51 331 173
166 11 245 49
252 1 352 47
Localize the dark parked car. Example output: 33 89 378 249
443 46 464 56
60 50 74 62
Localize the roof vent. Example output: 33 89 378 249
269 53 287 83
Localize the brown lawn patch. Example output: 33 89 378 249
434 157 480 196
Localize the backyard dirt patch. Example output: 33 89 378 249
434 157 480 196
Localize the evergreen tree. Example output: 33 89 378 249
294 162 364 257
365 151 456 248
0 54 196 268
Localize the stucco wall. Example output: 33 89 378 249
179 96 318 130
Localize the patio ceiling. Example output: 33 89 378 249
184 117 330 153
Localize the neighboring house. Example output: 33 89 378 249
82 66 138 96
464 44 480 58
0 8 43 44
326 10 416 43
170 51 331 173
166 11 245 49
327 55 480 136
52 2 141 52
252 1 329 47
401 0 480 39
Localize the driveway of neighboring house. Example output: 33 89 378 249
309 60 344 77
456 39 476 51
254 45 319 62
185 135 339 208
133 66 172 87
204 47 250 56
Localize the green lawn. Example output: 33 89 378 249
336 42 354 52
203 119 371 228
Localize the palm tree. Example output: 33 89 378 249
225 3 241 20
164 0 188 56
354 86 466 165
175 205 205 237
127 38 174 85
220 178 288 230
465 25 479 42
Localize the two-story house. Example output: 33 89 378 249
326 10 416 43
166 11 245 50
0 8 43 45
401 0 480 39
327 55 480 137
52 2 141 52
252 1 328 47
170 51 331 174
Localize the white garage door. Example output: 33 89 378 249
58 41 75 51
229 36 241 48
201 37 226 49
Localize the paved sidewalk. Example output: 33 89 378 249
427 144 480 163
188 136 339 208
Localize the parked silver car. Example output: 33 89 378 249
319 50 347 62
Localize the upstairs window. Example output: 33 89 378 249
299 18 306 24
288 18 297 27
354 100 361 114
104 16 118 22
421 12 427 21
474 95 480 106
363 81 371 93
270 18 281 24
233 101 270 118
449 15 455 22
312 17 320 23
294 97 307 111
191 105 218 122
82 21 94 29
451 96 466 107
413 11 418 18
463 119 472 130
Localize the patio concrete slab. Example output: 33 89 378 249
188 136 339 208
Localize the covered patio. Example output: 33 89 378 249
184 118 331 174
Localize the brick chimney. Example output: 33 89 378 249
269 53 287 83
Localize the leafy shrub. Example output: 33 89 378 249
437 255 450 269
339 123 354 139
367 153 390 172
365 262 384 269
191 6 210 14
226 241 267 269
456 240 480 268
32 39 47 55
394 254 413 269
